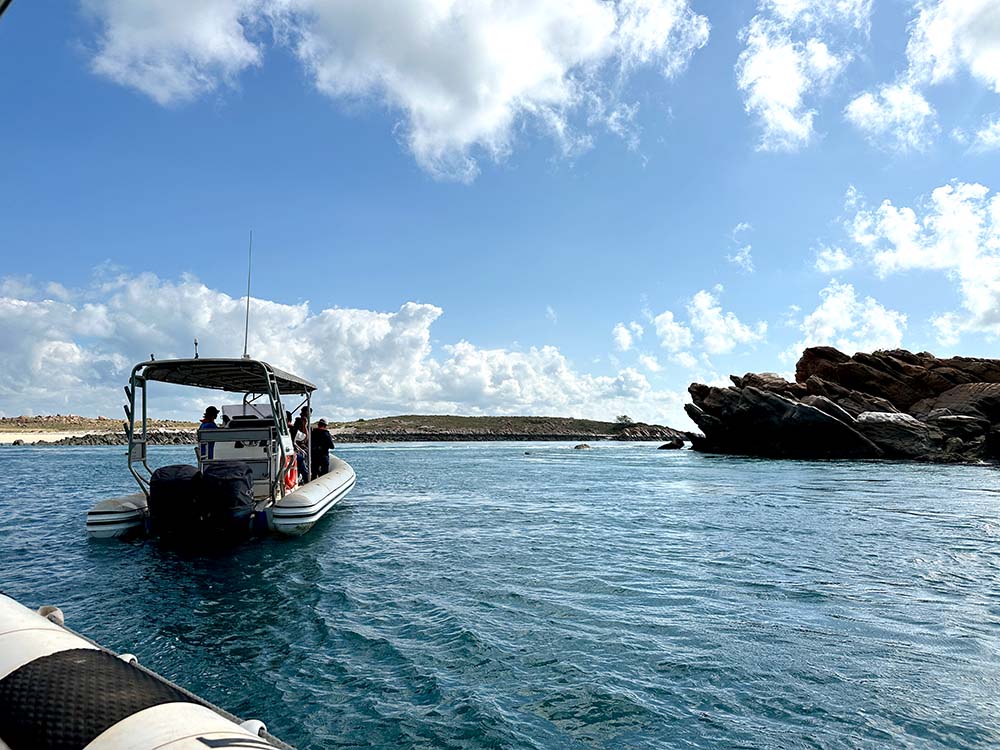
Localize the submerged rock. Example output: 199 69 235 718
687 347 1000 463
573 443 591 450
657 438 684 449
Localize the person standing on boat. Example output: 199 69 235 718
310 419 335 479
292 408 309 482
198 406 220 459
292 406 310 484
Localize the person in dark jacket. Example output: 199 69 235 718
310 419 336 479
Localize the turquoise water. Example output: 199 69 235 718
2 443 1000 749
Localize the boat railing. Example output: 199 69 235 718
198 426 282 500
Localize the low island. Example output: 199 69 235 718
0 414 686 446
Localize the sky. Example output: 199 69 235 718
0 0 999 428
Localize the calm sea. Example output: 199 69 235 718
2 443 1000 749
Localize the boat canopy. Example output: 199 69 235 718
138 358 316 395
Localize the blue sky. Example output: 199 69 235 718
1 0 999 426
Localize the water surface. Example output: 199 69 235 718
2 443 1000 749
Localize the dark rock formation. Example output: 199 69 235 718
31 431 194 447
657 438 684 449
687 347 1000 462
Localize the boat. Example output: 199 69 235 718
0 592 294 748
86 357 355 540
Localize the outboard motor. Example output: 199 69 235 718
147 462 255 538
147 464 202 537
201 461 255 534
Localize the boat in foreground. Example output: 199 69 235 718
0 592 294 748
86 357 355 540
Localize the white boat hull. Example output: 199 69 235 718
85 457 355 539
85 493 148 539
270 456 356 536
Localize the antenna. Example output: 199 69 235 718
193 338 199 359
243 229 253 359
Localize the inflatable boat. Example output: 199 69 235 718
0 592 294 749
85 357 355 540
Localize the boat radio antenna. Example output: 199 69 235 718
242 229 252 359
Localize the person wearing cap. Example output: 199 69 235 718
310 418 336 479
198 406 220 460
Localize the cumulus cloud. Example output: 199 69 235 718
849 181 1000 344
814 245 854 273
687 287 768 355
970 116 1000 153
847 0 1000 150
844 82 938 151
0 272 686 425
736 0 867 151
650 288 764 364
785 279 907 359
652 309 692 352
906 0 1000 93
638 353 662 372
84 0 709 180
612 320 644 351
84 0 264 106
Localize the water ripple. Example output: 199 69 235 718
2 443 1000 748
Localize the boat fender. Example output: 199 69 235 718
241 719 267 736
119 653 138 665
35 606 63 625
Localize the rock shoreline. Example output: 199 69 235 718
686 347 1000 463
15 424 686 447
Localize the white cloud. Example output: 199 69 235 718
736 0 865 151
611 320 644 351
651 289 763 361
970 116 1000 153
727 245 755 272
687 287 767 355
763 0 871 29
731 221 752 239
849 181 1000 343
844 82 938 151
652 309 692 351
638 353 662 372
0 271 688 426
545 305 558 324
612 322 633 351
84 0 263 106
814 245 854 273
785 279 907 359
906 0 1000 93
845 0 1000 153
85 0 709 181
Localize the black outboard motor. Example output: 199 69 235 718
201 461 255 534
147 464 202 537
147 462 255 538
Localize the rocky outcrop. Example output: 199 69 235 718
30 430 195 447
687 347 1000 462
686 385 882 459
